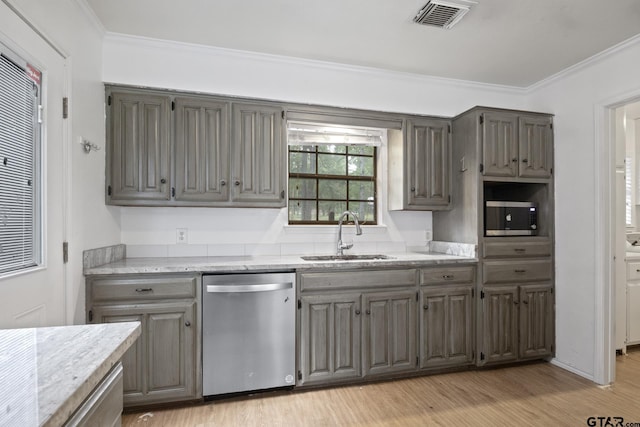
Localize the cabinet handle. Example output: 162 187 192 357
185 321 191 327
135 288 153 293
160 178 166 184
234 180 241 186
220 180 226 186
522 158 529 163
514 301 519 305
522 301 529 305
423 305 428 310
355 309 361 315
411 187 416 192
442 274 454 280
514 248 526 253
512 158 518 163
514 269 526 274
366 309 371 315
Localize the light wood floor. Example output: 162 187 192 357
123 348 640 426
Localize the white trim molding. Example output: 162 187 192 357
72 0 106 37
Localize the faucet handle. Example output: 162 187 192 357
340 242 354 250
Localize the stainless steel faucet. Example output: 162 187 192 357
336 211 362 256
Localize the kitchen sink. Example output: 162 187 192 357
301 254 394 261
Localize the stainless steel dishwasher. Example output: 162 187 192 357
202 272 296 396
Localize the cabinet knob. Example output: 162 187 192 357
512 158 518 163
234 180 240 186
355 309 361 315
185 321 191 327
423 305 428 310
160 178 166 184
220 180 226 186
366 309 371 315
411 187 416 192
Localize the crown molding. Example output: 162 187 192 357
103 32 527 96
71 0 105 37
526 33 640 94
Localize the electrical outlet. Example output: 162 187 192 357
176 228 188 244
425 230 433 241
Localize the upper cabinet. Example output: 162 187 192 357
107 91 171 202
389 117 452 211
105 87 286 207
481 111 553 180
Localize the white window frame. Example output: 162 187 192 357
0 42 43 278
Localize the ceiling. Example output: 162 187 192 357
85 0 640 88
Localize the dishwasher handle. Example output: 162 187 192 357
206 282 293 293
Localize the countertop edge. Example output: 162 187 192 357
43 323 141 427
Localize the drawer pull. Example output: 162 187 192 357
514 269 527 274
514 248 526 253
135 288 153 293
442 275 454 280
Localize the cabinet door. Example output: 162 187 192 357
519 284 554 359
628 283 640 344
406 118 451 209
482 112 518 177
91 302 198 406
481 285 518 365
420 285 473 369
231 102 285 206
91 308 144 402
174 98 229 202
518 115 553 178
299 294 361 385
108 91 171 202
362 291 417 376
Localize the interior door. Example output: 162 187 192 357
0 2 68 327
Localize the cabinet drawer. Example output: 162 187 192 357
483 240 551 258
627 262 640 281
483 260 551 284
91 275 198 302
420 265 475 285
300 269 416 291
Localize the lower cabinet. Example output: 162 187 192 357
87 275 200 407
481 283 553 365
420 285 474 369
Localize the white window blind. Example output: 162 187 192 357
0 47 41 275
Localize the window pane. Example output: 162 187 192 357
318 144 346 154
289 145 315 152
349 181 374 200
318 179 346 200
289 200 317 222
348 146 374 156
289 151 316 174
349 201 375 223
348 156 374 177
289 178 316 199
318 154 346 175
318 201 347 221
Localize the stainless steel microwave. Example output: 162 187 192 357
485 201 538 236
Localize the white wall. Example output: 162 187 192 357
4 0 120 324
103 34 528 257
527 36 640 381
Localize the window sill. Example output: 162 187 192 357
0 264 46 282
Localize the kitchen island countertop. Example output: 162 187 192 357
0 322 140 426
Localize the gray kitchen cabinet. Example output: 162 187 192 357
174 97 229 202
481 285 519 365
481 111 553 179
87 274 200 407
388 117 451 210
519 283 554 359
362 290 417 376
298 293 361 385
420 285 474 369
231 102 286 206
106 90 171 203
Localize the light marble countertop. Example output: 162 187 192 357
0 322 141 427
83 251 478 276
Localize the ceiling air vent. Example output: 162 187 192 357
413 0 477 29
